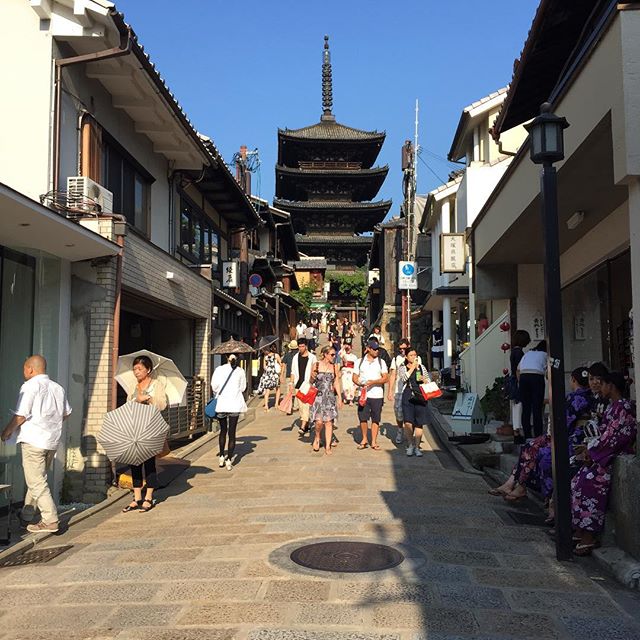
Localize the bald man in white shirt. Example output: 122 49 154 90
1 355 71 533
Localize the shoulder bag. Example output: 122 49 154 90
205 368 235 419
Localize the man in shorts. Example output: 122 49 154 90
387 337 410 444
353 340 389 450
291 338 317 435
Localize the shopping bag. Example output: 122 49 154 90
358 386 367 407
420 381 443 401
278 389 293 414
296 382 318 405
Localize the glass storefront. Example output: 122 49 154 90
0 249 36 503
0 248 65 509
562 251 632 374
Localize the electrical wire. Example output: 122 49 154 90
417 154 447 185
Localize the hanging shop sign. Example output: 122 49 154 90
222 261 239 288
398 261 418 290
440 233 466 273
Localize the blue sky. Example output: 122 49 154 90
117 0 539 212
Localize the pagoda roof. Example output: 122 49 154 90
279 119 385 143
274 198 392 213
296 234 373 245
275 165 388 202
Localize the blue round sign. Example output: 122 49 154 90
249 273 263 287
402 263 415 276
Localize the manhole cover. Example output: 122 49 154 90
0 545 73 568
290 541 404 573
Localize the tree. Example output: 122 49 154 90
327 270 368 305
290 283 317 316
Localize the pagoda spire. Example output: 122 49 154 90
321 35 335 121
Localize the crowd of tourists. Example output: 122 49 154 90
2 318 634 555
489 329 637 556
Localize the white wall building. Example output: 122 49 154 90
0 0 259 501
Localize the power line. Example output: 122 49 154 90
417 153 447 185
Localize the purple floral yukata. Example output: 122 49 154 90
536 386 592 497
512 387 592 495
571 399 637 533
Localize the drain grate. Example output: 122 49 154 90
0 545 73 568
290 541 404 573
496 509 549 527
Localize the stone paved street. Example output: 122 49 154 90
1 403 639 640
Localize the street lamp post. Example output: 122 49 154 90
524 103 571 561
274 281 283 348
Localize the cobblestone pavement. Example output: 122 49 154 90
1 401 639 640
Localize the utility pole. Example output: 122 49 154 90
401 99 419 343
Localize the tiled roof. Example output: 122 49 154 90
276 165 389 178
279 120 384 141
274 199 392 211
296 234 373 245
293 259 328 270
462 87 509 114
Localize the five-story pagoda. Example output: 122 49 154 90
275 36 391 272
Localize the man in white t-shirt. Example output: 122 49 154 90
296 320 307 340
1 355 72 533
387 338 411 444
353 340 389 450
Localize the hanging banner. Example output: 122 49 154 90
440 233 466 273
398 261 418 290
222 261 239 288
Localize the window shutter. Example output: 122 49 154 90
80 116 102 182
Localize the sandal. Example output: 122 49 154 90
488 488 508 496
371 444 381 450
298 426 309 436
503 492 527 503
312 440 320 452
122 500 142 513
573 543 596 556
140 499 155 512
356 442 368 449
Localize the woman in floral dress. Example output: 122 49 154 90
490 367 591 504
310 345 343 455
257 344 282 411
571 370 636 556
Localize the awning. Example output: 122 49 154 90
0 182 120 261
422 287 469 312
213 287 259 317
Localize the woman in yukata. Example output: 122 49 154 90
571 370 636 556
488 367 591 511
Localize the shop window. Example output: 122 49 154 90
178 195 220 268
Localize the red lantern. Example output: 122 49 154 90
502 368 509 375
501 342 510 352
500 321 511 332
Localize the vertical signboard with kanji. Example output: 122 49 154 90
440 233 466 273
222 261 239 288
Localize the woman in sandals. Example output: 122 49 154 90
122 355 167 513
489 367 591 505
309 345 343 455
571 371 636 556
257 344 282 411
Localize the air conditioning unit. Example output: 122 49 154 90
67 176 113 215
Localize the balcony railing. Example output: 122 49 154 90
162 377 207 440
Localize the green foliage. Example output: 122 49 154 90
290 283 317 315
480 376 510 423
327 270 368 305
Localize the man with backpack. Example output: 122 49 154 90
353 340 389 450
